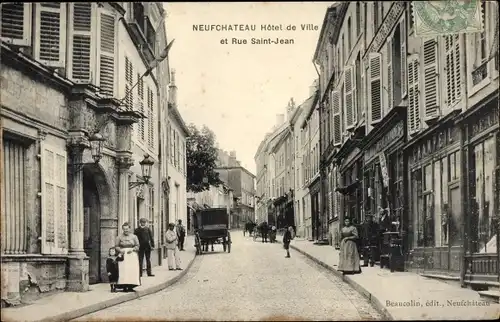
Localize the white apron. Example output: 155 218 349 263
117 248 141 287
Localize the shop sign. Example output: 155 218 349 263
469 105 499 138
365 121 404 163
410 125 459 165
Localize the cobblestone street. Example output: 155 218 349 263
75 233 383 321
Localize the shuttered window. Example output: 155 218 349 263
444 34 462 108
400 17 407 98
138 74 145 141
70 3 93 83
386 37 394 111
124 57 133 110
99 10 116 97
1 3 32 46
344 65 355 129
147 87 155 149
407 55 421 134
331 90 342 146
423 38 439 121
368 53 383 124
41 143 68 255
2 138 28 254
35 3 66 67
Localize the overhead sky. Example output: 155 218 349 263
164 2 331 175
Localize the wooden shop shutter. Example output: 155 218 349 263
98 9 116 97
368 53 383 124
332 90 342 146
148 87 155 148
138 74 146 141
422 38 440 121
386 37 394 111
407 54 421 134
35 3 66 67
41 143 68 255
444 34 462 108
1 3 32 46
400 16 407 98
70 3 94 83
344 65 355 129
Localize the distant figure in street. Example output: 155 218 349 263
176 219 186 251
338 217 362 275
134 218 155 277
361 214 380 267
283 226 293 258
165 223 182 271
261 222 269 243
106 247 124 292
115 222 141 292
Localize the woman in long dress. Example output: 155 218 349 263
338 217 362 275
115 222 141 292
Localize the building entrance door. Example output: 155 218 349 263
83 173 101 284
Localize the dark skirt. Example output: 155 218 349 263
283 242 290 250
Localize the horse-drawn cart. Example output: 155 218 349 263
194 207 231 254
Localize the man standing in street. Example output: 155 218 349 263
361 214 380 267
134 218 155 277
176 219 186 251
283 226 293 258
165 223 182 271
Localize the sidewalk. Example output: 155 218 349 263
1 238 196 322
289 239 500 321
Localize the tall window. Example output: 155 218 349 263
423 164 434 247
347 18 352 54
148 187 155 242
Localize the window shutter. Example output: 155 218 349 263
344 65 355 129
444 35 462 108
34 3 66 67
1 3 32 46
124 57 133 110
407 54 421 134
148 88 154 148
423 38 440 122
69 3 94 83
138 74 145 141
352 62 358 124
400 17 407 97
387 38 394 111
41 143 67 255
98 9 116 97
368 52 383 124
332 90 342 146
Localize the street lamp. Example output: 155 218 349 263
71 132 106 173
129 154 155 189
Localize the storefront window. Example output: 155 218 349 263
423 164 435 246
449 151 460 181
412 169 424 247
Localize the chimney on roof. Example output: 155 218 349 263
168 69 177 106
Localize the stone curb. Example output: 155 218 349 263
289 244 393 321
38 253 198 322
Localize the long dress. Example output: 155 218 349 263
115 234 141 289
338 225 361 274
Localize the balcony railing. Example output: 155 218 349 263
472 60 488 86
464 253 499 285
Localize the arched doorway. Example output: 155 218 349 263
83 164 111 284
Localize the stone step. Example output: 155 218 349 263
478 290 500 304
421 273 460 281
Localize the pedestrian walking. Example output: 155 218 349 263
361 214 380 267
338 217 362 275
261 222 269 243
134 218 155 277
106 247 123 292
176 219 186 251
283 226 293 258
115 222 141 292
165 223 182 271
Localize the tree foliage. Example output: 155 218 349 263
186 123 223 193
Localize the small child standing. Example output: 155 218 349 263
106 247 123 292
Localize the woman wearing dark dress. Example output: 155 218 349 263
338 217 362 275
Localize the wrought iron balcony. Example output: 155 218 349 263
472 61 488 86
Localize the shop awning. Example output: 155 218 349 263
335 180 361 195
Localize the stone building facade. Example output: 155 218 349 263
1 2 170 305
